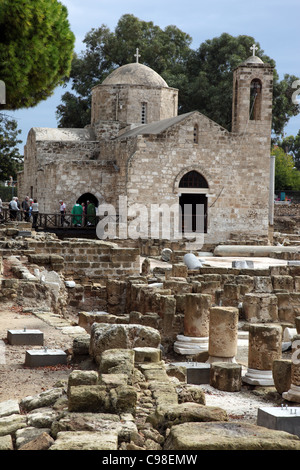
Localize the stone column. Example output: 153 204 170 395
243 323 282 386
206 306 239 364
283 334 300 403
174 293 211 355
243 293 278 323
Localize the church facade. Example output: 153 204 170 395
18 51 274 246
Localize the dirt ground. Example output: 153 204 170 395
0 303 78 402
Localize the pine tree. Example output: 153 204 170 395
0 0 75 110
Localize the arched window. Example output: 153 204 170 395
179 170 208 189
249 79 262 120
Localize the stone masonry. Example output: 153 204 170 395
18 52 274 246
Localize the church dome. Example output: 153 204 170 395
102 63 169 87
241 55 264 65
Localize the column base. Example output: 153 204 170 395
206 356 237 364
173 335 208 355
282 384 300 403
242 368 274 386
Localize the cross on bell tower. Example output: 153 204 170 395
134 48 141 63
250 43 258 57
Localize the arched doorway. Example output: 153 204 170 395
76 192 99 207
76 193 98 226
179 170 208 234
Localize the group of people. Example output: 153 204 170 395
4 196 96 229
60 200 97 227
9 196 39 227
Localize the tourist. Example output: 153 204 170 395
87 200 96 226
59 200 70 226
9 197 19 220
81 202 86 225
15 197 22 220
71 202 83 227
28 199 33 220
22 196 30 222
31 199 39 229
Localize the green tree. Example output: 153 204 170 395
56 14 192 128
277 132 300 170
0 114 23 181
272 145 300 191
56 22 299 137
183 33 299 135
0 0 75 110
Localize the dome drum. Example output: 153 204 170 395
91 63 178 130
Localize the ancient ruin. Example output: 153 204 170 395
0 51 300 451
0 206 299 451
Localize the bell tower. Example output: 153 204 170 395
231 44 274 135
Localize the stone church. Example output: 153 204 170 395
18 49 274 246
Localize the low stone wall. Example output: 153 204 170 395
26 239 140 281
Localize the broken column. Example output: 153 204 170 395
283 334 300 403
243 293 278 323
174 293 211 355
243 323 282 386
207 306 239 364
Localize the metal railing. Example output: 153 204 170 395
0 208 121 229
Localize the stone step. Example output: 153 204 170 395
50 430 118 450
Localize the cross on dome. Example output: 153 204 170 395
250 44 258 57
134 48 141 63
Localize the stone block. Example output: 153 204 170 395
187 363 211 385
172 263 188 278
164 421 300 450
90 323 161 364
99 349 135 375
68 385 109 412
148 403 228 431
257 406 300 437
243 293 278 323
67 370 99 394
24 348 67 367
272 275 294 292
19 432 54 450
7 329 44 346
0 435 13 450
0 399 20 418
272 359 292 394
72 334 90 356
50 430 118 450
133 347 161 363
210 362 242 392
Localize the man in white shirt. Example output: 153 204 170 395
59 200 69 226
9 197 19 220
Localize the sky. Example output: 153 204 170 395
5 0 300 152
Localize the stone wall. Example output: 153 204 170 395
91 84 178 132
26 238 140 282
123 112 271 244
